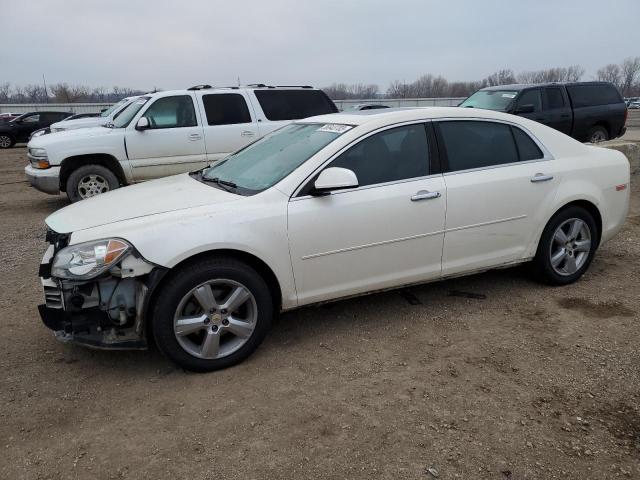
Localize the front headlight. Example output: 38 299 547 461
51 239 131 280
29 147 47 157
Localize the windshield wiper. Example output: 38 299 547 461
204 176 237 192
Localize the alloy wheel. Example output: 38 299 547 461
549 218 592 276
0 135 11 148
78 174 110 198
173 279 258 360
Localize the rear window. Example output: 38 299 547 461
254 90 338 121
566 84 622 107
202 93 252 125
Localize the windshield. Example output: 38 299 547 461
459 90 518 111
100 98 130 117
111 97 150 128
201 123 352 194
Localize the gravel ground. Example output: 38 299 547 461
0 146 639 480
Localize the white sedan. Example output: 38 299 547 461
37 107 630 371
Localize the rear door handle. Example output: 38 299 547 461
241 131 255 137
411 190 441 201
189 133 202 141
530 173 554 183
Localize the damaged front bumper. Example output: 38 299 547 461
38 230 167 350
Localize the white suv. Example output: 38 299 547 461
25 85 337 201
48 96 139 133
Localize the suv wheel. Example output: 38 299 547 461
587 126 608 143
66 164 119 202
532 206 598 285
151 257 273 372
0 134 14 149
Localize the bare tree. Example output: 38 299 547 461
518 65 584 84
0 83 11 102
620 56 640 96
483 69 516 87
596 64 622 87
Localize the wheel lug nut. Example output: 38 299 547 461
222 319 229 326
209 308 215 314
204 318 210 324
221 309 228 315
212 325 218 332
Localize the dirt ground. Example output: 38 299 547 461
1 145 639 480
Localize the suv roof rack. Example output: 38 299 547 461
187 84 212 90
245 84 313 89
275 85 313 89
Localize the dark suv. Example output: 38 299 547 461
460 82 627 143
0 111 72 148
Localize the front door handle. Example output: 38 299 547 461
411 190 441 201
530 173 554 183
189 133 202 141
241 131 255 137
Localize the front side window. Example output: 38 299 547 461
329 124 429 187
438 121 519 172
254 90 338 121
459 90 518 111
142 95 197 129
202 94 251 125
516 89 542 112
20 114 40 123
201 123 350 194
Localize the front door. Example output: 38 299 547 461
125 94 206 181
287 123 446 305
436 120 560 276
15 113 40 141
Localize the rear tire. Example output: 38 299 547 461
151 257 273 372
587 126 608 143
0 134 14 149
66 164 119 202
532 206 598 285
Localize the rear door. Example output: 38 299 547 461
436 120 560 276
194 92 259 163
542 87 572 134
125 93 206 180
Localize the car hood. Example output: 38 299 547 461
28 126 118 147
46 173 241 233
51 117 107 130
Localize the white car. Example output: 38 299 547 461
37 107 630 372
48 96 139 133
25 85 337 202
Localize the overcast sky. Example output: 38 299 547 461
1 0 639 91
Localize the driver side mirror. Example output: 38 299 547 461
515 104 535 114
135 117 150 131
312 167 359 195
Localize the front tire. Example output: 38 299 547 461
0 134 14 149
66 164 119 202
532 206 598 285
151 257 273 372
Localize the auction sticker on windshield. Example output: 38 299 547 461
317 124 353 134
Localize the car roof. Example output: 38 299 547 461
299 106 525 127
481 81 615 92
144 85 322 99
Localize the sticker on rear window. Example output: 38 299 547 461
502 93 516 98
317 124 352 134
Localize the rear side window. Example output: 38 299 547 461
202 93 252 125
544 88 565 109
512 127 543 161
438 121 519 171
566 84 622 107
254 90 338 121
329 124 429 187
